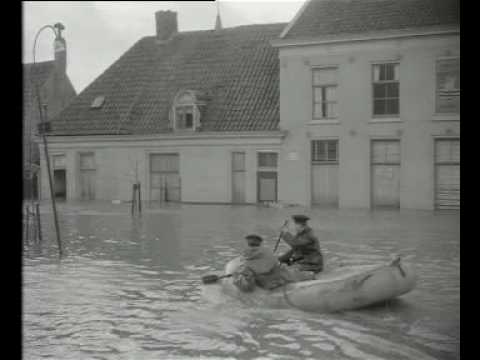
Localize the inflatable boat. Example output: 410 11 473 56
216 256 417 313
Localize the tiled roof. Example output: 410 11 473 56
51 23 286 135
283 0 459 40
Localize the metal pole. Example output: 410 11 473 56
32 24 64 257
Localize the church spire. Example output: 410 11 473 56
215 1 222 30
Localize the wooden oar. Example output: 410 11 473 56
273 220 289 253
201 273 233 284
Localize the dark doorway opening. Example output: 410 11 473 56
53 169 66 200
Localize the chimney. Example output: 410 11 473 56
53 26 67 76
155 10 177 42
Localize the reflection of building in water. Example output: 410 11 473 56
39 0 459 210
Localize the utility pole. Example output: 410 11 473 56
32 23 66 257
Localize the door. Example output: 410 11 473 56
257 171 277 202
257 152 278 202
371 140 400 208
311 140 339 206
232 152 246 203
52 155 67 200
435 139 460 209
150 154 181 203
79 153 96 200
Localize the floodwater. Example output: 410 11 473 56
23 202 460 360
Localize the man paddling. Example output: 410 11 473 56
232 234 291 292
278 215 324 273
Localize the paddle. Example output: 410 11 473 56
201 273 233 284
273 220 289 253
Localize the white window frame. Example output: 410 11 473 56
372 62 400 118
312 66 339 121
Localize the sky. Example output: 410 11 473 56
23 1 304 93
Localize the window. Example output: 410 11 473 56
257 152 278 169
313 68 338 119
436 58 460 114
52 155 66 169
91 96 105 109
79 153 95 170
175 105 194 130
171 90 204 131
371 140 401 164
312 140 338 163
372 63 399 116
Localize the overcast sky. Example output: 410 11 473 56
23 1 303 93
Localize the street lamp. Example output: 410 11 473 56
31 23 65 257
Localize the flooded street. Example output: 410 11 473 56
23 202 459 360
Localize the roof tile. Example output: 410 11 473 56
51 23 285 135
284 0 459 40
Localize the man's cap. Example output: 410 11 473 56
245 234 263 243
292 214 310 224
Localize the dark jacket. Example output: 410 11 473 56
278 226 323 272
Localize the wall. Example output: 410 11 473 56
39 134 283 203
278 33 460 209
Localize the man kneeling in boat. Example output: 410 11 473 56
232 234 294 292
278 215 324 274
232 234 317 293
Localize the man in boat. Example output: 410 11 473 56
232 234 292 292
278 215 324 273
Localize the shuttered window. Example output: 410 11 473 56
436 58 460 114
435 139 460 163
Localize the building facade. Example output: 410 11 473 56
39 0 460 210
273 0 460 210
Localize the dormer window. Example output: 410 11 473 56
175 105 194 130
171 90 205 131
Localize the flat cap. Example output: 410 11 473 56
292 214 310 224
245 234 263 243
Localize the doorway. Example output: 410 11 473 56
53 169 66 200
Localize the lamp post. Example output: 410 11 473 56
31 23 65 257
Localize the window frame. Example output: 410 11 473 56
78 152 96 171
257 151 278 171
171 90 203 132
435 57 460 115
372 62 400 118
312 66 339 121
311 139 339 164
174 105 195 131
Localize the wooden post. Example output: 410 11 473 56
131 183 136 216
138 183 142 214
36 202 42 242
24 205 30 243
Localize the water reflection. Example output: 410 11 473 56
23 202 459 359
